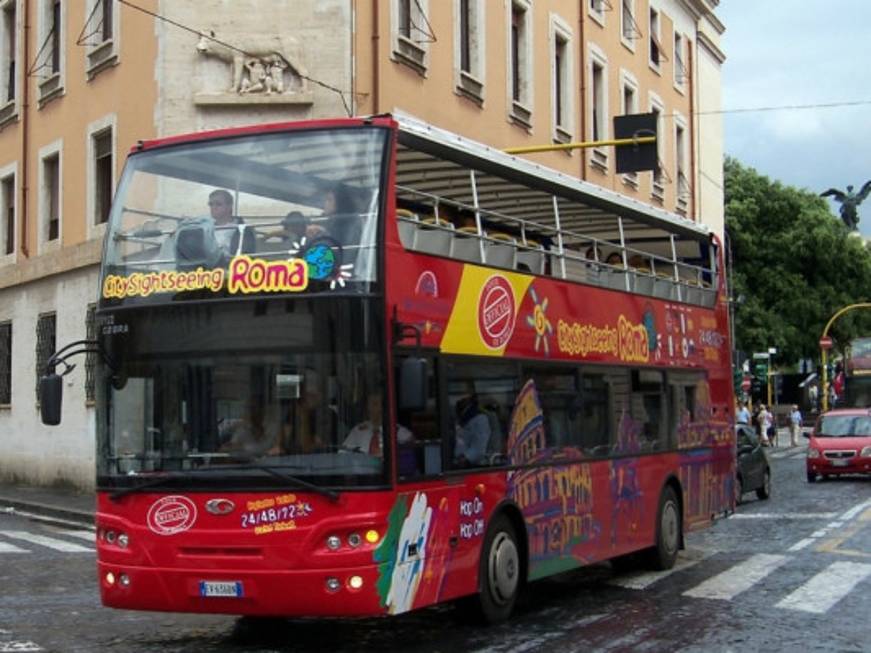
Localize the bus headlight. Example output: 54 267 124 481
325 577 341 593
326 535 342 551
347 533 362 548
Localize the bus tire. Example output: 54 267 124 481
645 486 681 571
475 514 521 624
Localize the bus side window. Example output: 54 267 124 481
520 365 581 454
630 369 667 452
445 359 516 469
395 353 440 479
579 372 611 457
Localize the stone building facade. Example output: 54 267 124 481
0 0 723 489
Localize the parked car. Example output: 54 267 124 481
805 408 871 482
736 424 771 503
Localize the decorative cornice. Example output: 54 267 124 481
0 239 102 291
697 31 726 64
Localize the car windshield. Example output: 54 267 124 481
96 298 388 488
816 414 871 437
101 127 388 307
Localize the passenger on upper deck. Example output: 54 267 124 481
207 189 256 257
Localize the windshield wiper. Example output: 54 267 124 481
108 464 340 503
109 473 183 502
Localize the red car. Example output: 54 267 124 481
806 408 871 482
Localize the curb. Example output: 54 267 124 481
0 496 94 528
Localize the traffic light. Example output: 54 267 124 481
773 374 783 400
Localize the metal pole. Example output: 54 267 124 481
552 196 566 279
505 135 657 155
469 170 485 262
819 302 871 411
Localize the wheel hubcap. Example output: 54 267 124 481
488 532 519 605
661 501 679 555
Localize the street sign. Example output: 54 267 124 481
741 376 751 392
819 336 833 350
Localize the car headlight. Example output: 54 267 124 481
861 446 871 457
807 449 820 459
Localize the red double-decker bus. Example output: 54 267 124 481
42 114 735 623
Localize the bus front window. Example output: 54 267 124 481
101 127 387 306
97 299 387 488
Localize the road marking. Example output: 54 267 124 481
0 530 93 553
0 541 29 553
788 538 815 552
839 498 871 521
683 554 789 601
776 561 871 614
0 642 42 652
50 529 96 542
730 512 836 520
608 548 716 589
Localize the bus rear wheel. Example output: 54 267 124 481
475 514 521 624
645 486 681 571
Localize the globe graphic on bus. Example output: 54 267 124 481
303 242 338 280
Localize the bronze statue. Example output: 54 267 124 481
821 181 871 231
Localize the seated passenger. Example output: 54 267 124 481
207 189 256 257
453 393 491 466
342 393 412 455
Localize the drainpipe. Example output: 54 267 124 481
578 7 587 181
371 0 380 114
19 0 29 258
688 34 697 223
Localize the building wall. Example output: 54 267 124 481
0 0 722 489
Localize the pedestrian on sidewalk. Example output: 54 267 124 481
737 402 750 425
789 404 802 447
757 404 773 446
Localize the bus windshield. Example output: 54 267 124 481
101 127 388 307
96 299 388 488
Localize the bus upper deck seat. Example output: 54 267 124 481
415 216 454 257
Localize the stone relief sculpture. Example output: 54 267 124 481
196 30 309 95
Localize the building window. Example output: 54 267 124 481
1 172 13 257
392 0 433 74
455 0 484 102
675 119 689 211
0 321 10 405
1 0 16 105
650 94 666 200
508 0 532 125
551 17 573 142
85 304 96 402
36 0 63 102
100 0 112 41
620 0 639 48
84 0 119 76
43 151 60 243
589 0 607 26
50 0 60 73
649 7 661 70
93 128 112 224
35 312 56 401
621 73 639 186
589 47 608 170
674 32 687 89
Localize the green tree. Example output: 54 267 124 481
725 157 871 367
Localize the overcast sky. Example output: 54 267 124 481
718 1 871 234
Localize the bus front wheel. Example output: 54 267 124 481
475 514 521 624
645 486 681 571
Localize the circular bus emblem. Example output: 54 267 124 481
478 275 516 349
147 495 197 536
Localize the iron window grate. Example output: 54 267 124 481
35 313 56 401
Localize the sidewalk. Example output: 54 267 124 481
0 484 95 527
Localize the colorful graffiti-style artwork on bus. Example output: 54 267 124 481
506 380 600 579
609 412 644 547
680 447 734 528
374 492 453 615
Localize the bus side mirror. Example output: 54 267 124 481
398 358 427 412
39 374 64 426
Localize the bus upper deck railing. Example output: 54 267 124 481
394 189 716 308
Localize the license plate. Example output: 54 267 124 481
199 581 243 598
831 459 850 467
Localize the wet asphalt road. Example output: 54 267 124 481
1 442 869 653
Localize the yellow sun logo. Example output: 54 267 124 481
525 288 553 355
